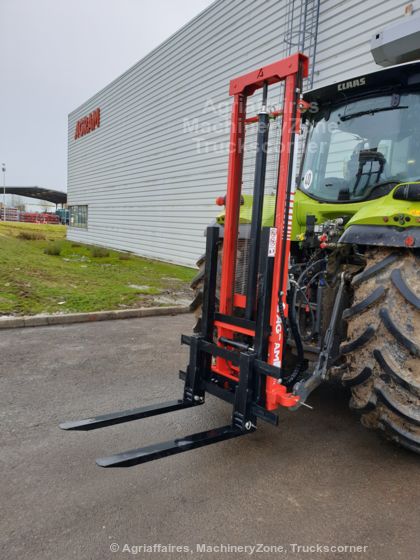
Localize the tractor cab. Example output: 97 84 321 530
299 61 420 204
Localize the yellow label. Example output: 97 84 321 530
409 209 420 216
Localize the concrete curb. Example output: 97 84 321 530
0 306 191 330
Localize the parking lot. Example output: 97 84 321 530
1 314 419 560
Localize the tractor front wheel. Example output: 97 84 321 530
341 248 420 453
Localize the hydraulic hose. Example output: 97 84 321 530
285 258 327 386
284 282 305 386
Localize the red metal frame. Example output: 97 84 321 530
266 71 301 410
229 55 308 96
215 53 309 406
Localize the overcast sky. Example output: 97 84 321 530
0 0 214 191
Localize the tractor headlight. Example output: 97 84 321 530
393 183 420 202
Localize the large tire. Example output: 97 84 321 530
190 248 223 333
341 248 420 453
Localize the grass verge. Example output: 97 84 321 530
0 222 195 316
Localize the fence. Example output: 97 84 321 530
0 208 60 224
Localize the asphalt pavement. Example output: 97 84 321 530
1 315 419 560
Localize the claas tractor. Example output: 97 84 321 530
61 52 419 467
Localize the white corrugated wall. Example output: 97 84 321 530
67 0 419 266
314 0 419 87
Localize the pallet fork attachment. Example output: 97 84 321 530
60 53 309 467
59 400 201 431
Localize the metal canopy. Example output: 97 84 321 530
3 186 67 205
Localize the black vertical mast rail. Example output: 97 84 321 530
245 81 270 321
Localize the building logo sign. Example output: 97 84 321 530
74 108 101 140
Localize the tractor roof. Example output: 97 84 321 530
303 60 420 107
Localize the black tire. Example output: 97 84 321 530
189 242 226 333
341 248 420 454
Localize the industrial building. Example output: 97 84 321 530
67 0 419 266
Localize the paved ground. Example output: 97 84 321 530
1 315 419 560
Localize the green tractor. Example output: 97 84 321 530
192 60 420 453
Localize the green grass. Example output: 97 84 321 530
0 222 195 316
